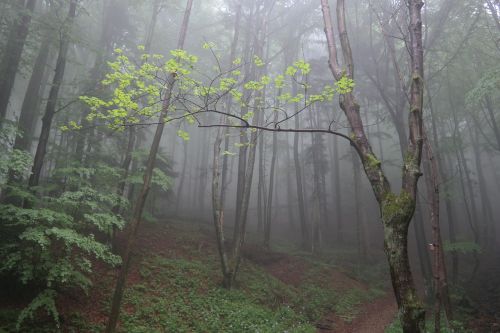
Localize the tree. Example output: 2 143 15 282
28 0 78 189
320 0 426 331
105 1 194 331
0 0 37 121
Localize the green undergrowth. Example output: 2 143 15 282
0 220 387 332
384 316 472 333
116 255 315 333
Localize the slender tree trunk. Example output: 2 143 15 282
426 83 459 285
413 201 432 289
232 2 255 241
105 1 193 331
331 134 343 243
264 105 279 248
423 131 452 331
0 0 37 121
211 0 242 286
220 0 241 210
285 132 296 230
468 122 495 246
28 0 77 189
14 36 50 153
74 0 114 162
257 131 267 234
175 139 188 214
224 6 271 288
293 81 309 249
113 0 161 216
212 127 232 287
442 155 459 283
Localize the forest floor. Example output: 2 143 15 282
0 219 399 332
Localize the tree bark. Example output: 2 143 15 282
28 0 77 188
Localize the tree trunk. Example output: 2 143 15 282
293 81 309 250
212 127 232 287
28 0 77 188
285 132 295 230
13 36 50 153
0 0 37 121
112 0 161 219
331 133 343 243
105 1 193 331
257 130 267 234
413 201 432 289
352 147 367 259
175 139 188 214
264 105 279 248
321 0 426 330
468 122 495 246
423 131 452 332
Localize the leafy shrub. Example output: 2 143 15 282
0 163 127 329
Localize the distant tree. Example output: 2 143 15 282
0 0 37 121
28 0 78 189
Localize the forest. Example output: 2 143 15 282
0 0 499 332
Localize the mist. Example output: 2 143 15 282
0 0 499 332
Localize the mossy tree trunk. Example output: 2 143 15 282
321 0 426 331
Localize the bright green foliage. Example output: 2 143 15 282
242 111 255 121
78 48 355 133
293 60 311 75
177 129 190 141
253 55 265 67
335 76 356 94
79 48 198 130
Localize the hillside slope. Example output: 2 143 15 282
1 219 396 332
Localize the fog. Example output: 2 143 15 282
0 0 499 331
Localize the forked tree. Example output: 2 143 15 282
320 0 426 331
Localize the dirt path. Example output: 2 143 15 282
318 293 397 333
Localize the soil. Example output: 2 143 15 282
317 294 397 333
